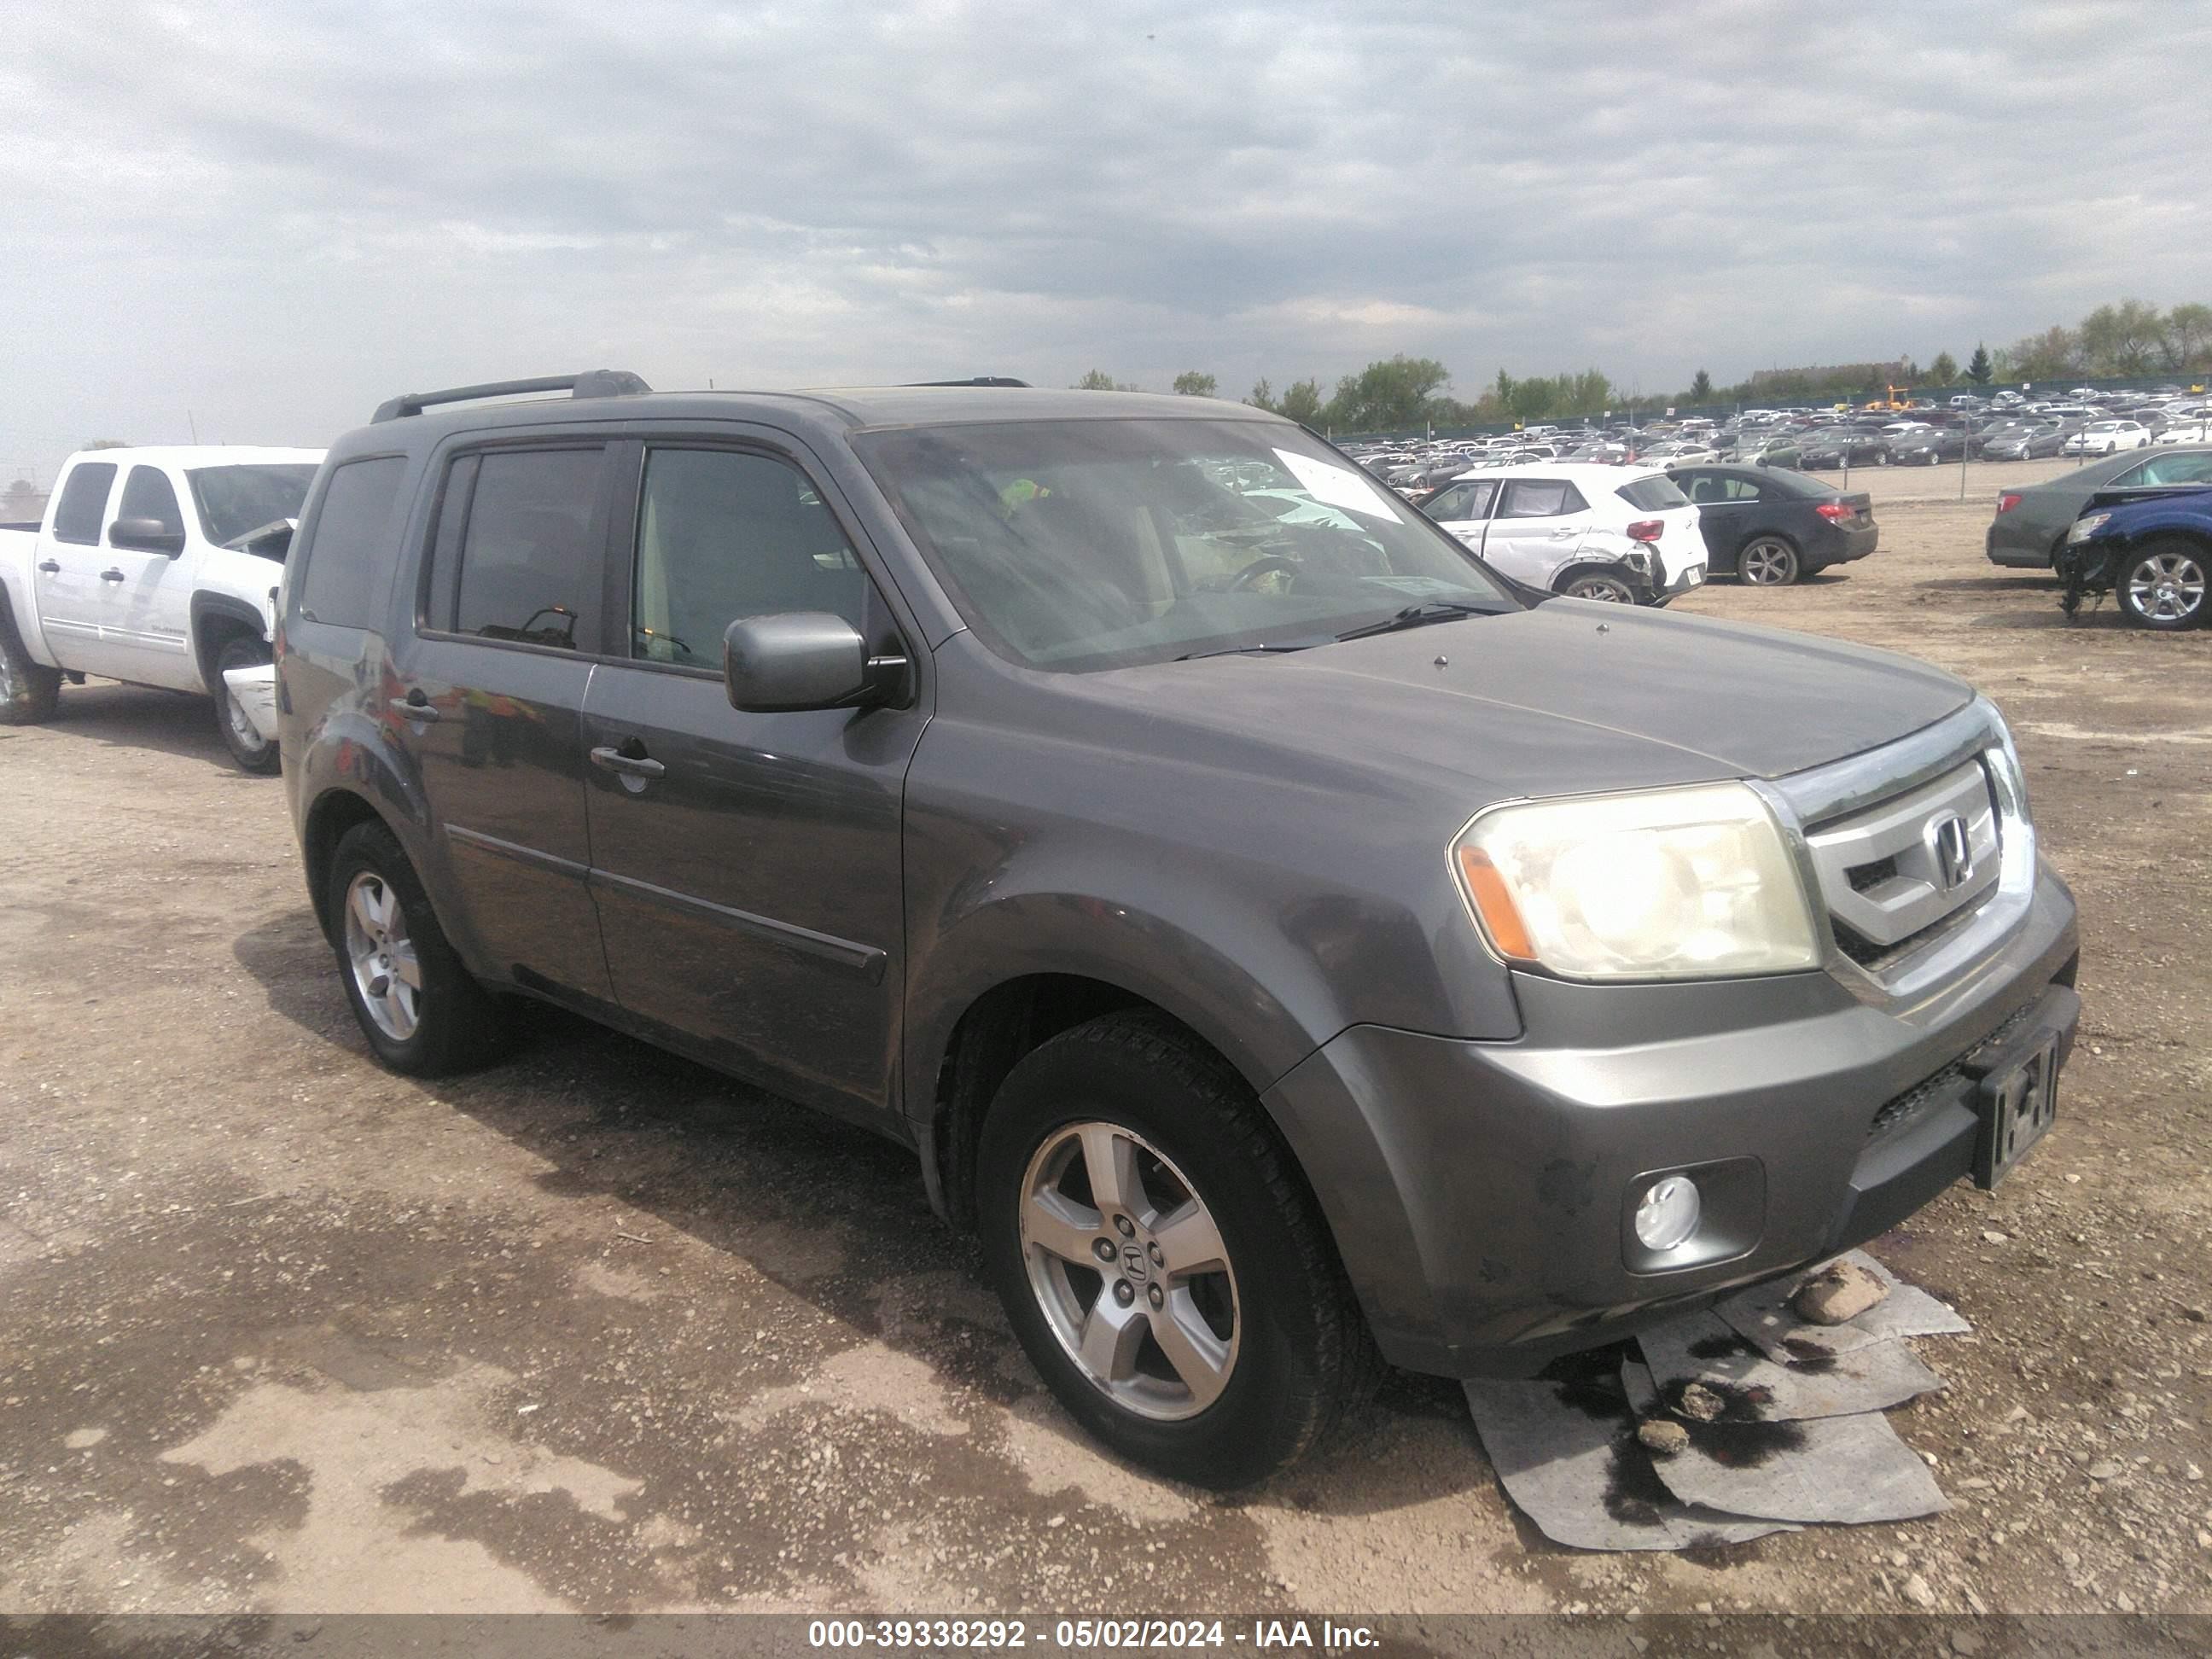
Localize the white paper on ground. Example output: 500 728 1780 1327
1621 1359 1950 1525
1464 1372 1795 1553
1716 1249 1972 1363
1637 1309 1947 1421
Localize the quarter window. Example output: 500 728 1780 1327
50 462 117 546
451 448 604 651
630 448 868 667
117 466 184 538
1497 479 1586 519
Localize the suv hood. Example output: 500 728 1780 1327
1083 602 1971 803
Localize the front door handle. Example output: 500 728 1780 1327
100 568 126 582
389 694 441 724
37 560 59 574
590 745 667 780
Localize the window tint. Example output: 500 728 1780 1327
118 466 184 536
452 448 603 651
1618 474 1695 509
51 462 116 545
1423 480 1497 521
631 449 867 667
1497 479 1584 519
299 457 407 627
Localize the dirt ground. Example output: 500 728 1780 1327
2 492 2208 1620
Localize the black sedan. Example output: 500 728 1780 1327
1670 463 1878 585
1889 427 1968 466
1796 429 1893 469
1987 445 2212 568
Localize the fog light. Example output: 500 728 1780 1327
1633 1176 1702 1252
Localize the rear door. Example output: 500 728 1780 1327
34 460 120 672
1673 469 1749 565
390 443 614 1000
579 435 928 1125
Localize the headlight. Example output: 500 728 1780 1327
2067 512 2110 543
1451 783 1820 980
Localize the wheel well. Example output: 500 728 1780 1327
190 599 267 691
303 789 387 940
1551 561 1638 592
930 974 1161 1229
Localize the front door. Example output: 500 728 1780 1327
1676 469 1757 569
1484 475 1592 586
94 465 201 688
579 439 927 1124
391 443 614 1001
1420 477 1497 551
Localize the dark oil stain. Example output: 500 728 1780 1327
1685 1417 1809 1470
1601 1438 1674 1528
1782 1336 1838 1374
1664 1376 1774 1422
1688 1333 1761 1361
1539 1344 1633 1422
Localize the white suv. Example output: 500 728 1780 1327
1418 463 1704 604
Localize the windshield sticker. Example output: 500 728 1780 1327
1272 448 1406 522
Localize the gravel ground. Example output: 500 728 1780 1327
1 497 2208 1618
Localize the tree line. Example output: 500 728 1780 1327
1070 296 2212 434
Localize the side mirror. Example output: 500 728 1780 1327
723 613 907 713
109 516 186 556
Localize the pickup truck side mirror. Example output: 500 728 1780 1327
722 613 908 713
109 516 187 556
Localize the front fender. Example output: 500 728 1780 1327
189 591 272 693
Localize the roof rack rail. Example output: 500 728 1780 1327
371 370 652 424
904 376 1031 388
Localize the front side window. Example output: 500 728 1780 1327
853 417 1512 672
117 466 184 538
1423 480 1497 521
298 457 407 628
451 448 603 650
2121 451 2212 487
51 462 117 545
631 448 868 667
188 464 318 548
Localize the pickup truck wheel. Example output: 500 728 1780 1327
328 821 509 1074
0 617 61 725
977 1012 1378 1488
1558 571 1638 603
1738 536 1802 586
2117 539 2208 632
213 637 279 774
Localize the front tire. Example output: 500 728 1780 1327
0 608 61 725
2116 538 2208 632
327 821 510 1074
977 1012 1378 1488
1738 536 1802 585
212 637 280 774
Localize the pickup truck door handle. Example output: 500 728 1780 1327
37 560 59 574
100 568 126 582
590 744 667 780
389 694 441 724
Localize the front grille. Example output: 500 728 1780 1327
1846 854 1899 894
1802 759 2002 974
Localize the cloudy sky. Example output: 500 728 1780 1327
3 0 2206 480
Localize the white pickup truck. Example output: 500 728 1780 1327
0 445 324 771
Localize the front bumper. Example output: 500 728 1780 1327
1263 862 2079 1378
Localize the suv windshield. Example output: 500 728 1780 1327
187 464 319 549
855 418 1514 671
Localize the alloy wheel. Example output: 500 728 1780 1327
1019 1121 1240 1421
343 870 422 1041
2128 553 2206 624
1741 540 1797 585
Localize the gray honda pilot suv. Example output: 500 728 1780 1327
278 372 2080 1487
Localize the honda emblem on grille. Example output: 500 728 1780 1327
1930 812 1974 892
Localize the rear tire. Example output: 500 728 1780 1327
327 820 510 1074
1557 570 1638 603
0 606 61 725
2116 538 2208 632
1738 536 1802 585
977 1012 1379 1488
213 636 280 774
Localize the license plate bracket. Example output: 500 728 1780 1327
1972 1033 2059 1189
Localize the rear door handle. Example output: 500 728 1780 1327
590 745 667 779
37 560 59 574
389 695 441 724
100 568 126 582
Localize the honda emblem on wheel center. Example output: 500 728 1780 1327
1122 1243 1150 1281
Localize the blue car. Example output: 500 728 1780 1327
2059 480 2212 630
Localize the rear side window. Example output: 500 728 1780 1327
450 447 602 651
1616 475 1692 510
299 457 407 627
118 466 184 536
1497 479 1586 519
51 462 117 545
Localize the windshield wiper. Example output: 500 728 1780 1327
1333 599 1502 641
1173 641 1317 661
